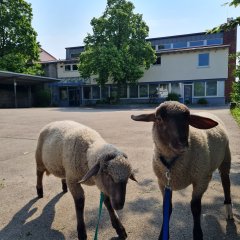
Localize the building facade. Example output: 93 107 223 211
42 29 237 106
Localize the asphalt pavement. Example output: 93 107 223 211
0 106 239 240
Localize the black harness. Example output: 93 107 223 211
159 155 179 170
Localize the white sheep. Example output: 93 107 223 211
131 101 233 240
35 120 136 240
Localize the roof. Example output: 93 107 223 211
65 46 85 49
40 59 78 64
146 31 223 41
40 48 57 61
157 44 230 54
0 70 60 85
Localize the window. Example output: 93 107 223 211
72 65 78 71
110 85 118 98
206 81 217 96
59 87 68 100
149 84 159 95
153 56 161 65
151 45 156 51
173 42 187 49
71 53 80 59
194 82 205 96
198 53 209 67
83 86 91 99
159 84 168 91
65 65 71 71
189 40 204 47
119 85 127 98
129 84 138 98
207 38 222 46
171 83 180 95
159 84 169 98
101 85 109 99
92 86 100 99
158 43 171 50
64 64 78 71
139 84 148 98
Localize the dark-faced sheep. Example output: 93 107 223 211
131 101 233 240
35 120 136 240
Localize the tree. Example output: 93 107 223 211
0 0 42 75
78 0 156 94
210 0 240 102
210 0 240 32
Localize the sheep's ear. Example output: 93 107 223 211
129 173 138 182
131 113 156 122
101 153 116 162
78 162 100 184
189 114 218 129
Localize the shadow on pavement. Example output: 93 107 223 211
0 193 65 240
127 193 240 240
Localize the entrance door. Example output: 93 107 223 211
184 85 192 104
68 88 80 106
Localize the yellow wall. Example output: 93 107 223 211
138 48 229 82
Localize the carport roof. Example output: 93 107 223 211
0 70 60 85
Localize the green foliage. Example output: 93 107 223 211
197 98 208 105
34 88 51 107
231 81 240 102
231 107 240 126
79 0 156 89
0 0 41 74
209 0 240 33
165 92 180 101
234 52 240 80
228 0 240 7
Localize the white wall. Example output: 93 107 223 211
57 63 80 78
138 47 229 83
56 47 229 84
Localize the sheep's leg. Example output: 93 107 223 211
103 194 127 239
67 180 87 240
158 186 172 240
218 147 233 219
61 179 68 193
191 183 209 240
191 197 203 240
36 170 44 198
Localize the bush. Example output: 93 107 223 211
231 81 240 102
165 92 180 101
197 98 208 105
34 88 51 107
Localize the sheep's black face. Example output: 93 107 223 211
101 173 127 210
155 102 190 154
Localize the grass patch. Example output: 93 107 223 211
231 107 240 126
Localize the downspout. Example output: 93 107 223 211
13 80 17 108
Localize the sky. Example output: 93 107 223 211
27 0 240 60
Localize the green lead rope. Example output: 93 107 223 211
94 191 104 240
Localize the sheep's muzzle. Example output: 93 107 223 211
110 182 126 210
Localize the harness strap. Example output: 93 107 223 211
159 155 179 170
94 192 104 240
159 154 179 240
163 187 172 240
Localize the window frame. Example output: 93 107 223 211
139 84 149 98
198 53 210 67
206 81 217 96
129 84 139 98
194 82 205 97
